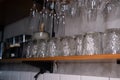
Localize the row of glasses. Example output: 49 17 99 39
24 28 120 58
24 32 100 58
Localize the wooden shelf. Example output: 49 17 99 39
1 54 120 62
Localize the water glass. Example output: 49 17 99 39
103 28 120 54
75 34 83 55
83 32 102 55
61 36 76 56
37 40 47 57
30 40 38 57
47 38 57 57
56 37 62 56
25 41 33 58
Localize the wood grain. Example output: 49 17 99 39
0 54 120 62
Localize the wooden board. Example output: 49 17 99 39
1 54 120 62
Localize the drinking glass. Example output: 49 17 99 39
30 40 38 57
61 36 76 56
83 32 102 55
25 41 33 58
56 37 62 56
47 38 57 57
61 37 70 56
75 34 83 55
103 28 120 54
37 40 47 57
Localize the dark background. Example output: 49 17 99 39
0 0 43 30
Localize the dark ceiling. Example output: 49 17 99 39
0 0 37 28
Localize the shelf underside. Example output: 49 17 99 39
1 54 120 62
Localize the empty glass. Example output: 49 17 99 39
37 40 47 57
69 36 76 56
103 28 120 54
25 41 33 58
30 40 38 57
83 32 102 55
29 2 39 35
75 34 83 55
56 37 62 56
61 37 70 56
61 36 76 56
47 38 57 57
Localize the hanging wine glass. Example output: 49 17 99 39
29 1 39 35
105 0 120 29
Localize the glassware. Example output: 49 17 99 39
104 0 120 29
30 40 38 57
75 34 83 55
25 41 33 58
83 32 102 55
40 0 50 34
69 36 76 56
57 13 65 37
48 10 54 37
103 28 120 54
61 36 76 56
56 37 62 56
47 38 57 57
82 0 106 33
55 0 61 14
54 14 59 37
29 1 39 35
37 40 47 57
61 37 70 56
69 0 79 17
60 0 69 14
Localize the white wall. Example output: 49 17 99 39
0 72 119 80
